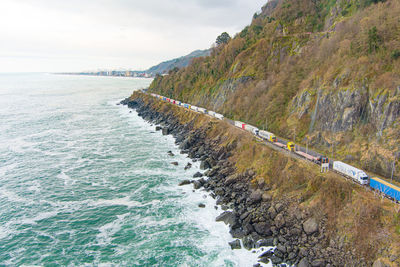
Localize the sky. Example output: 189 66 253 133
0 0 266 72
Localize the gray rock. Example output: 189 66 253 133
274 203 284 213
270 255 282 264
184 162 192 170
216 211 238 228
268 206 277 219
178 180 191 186
311 259 325 267
372 259 389 267
162 127 170 135
242 235 255 249
256 238 274 247
276 243 286 253
253 222 272 236
273 248 283 258
249 190 263 203
171 161 179 166
298 258 310 267
274 213 285 229
262 193 272 202
303 218 319 235
155 126 162 131
167 151 175 156
200 160 211 170
198 203 205 208
193 172 203 178
258 256 270 264
228 239 241 250
288 252 297 260
259 249 274 259
193 181 202 189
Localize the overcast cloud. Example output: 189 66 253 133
0 0 266 72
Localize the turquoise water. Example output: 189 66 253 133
0 73 262 266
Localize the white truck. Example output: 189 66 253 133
258 130 277 142
244 124 259 135
197 107 207 114
333 161 369 185
190 105 198 112
214 113 224 120
234 121 245 129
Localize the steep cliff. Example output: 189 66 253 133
149 0 400 181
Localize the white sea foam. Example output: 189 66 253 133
178 184 273 267
57 171 76 186
96 213 129 245
92 196 142 208
0 188 29 203
18 210 59 225
0 162 18 177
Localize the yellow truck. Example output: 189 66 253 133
287 142 295 151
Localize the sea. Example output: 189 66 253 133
0 73 269 266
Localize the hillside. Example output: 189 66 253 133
148 0 400 182
146 49 211 76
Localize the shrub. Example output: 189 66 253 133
391 50 400 60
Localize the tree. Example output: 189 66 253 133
368 26 381 53
216 32 231 45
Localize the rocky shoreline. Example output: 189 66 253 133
121 96 364 267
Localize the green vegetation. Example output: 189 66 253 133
216 32 231 46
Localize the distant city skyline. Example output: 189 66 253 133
0 0 266 72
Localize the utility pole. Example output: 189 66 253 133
391 160 395 181
306 137 308 154
293 127 296 142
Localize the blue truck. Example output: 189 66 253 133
370 177 400 202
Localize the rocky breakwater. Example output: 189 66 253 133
120 96 363 266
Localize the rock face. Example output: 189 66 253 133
121 95 367 267
291 87 400 180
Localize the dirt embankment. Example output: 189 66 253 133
121 92 400 267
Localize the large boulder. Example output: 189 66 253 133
249 190 263 203
253 222 272 236
193 171 203 178
228 239 241 250
216 211 238 228
303 218 319 235
162 127 170 135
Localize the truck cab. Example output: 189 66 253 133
287 142 295 151
357 171 369 185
